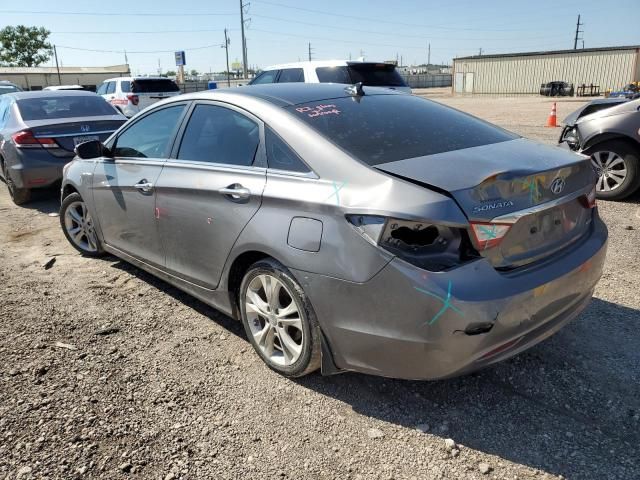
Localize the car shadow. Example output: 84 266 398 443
293 297 640 479
99 254 640 478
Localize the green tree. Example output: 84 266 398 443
190 69 199 76
165 70 176 77
0 25 53 67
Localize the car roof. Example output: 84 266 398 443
261 60 391 71
177 83 399 108
102 76 174 82
7 90 99 100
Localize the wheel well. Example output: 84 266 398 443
227 250 271 317
584 133 640 154
62 184 79 199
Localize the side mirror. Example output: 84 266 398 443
75 140 111 159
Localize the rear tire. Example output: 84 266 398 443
586 140 640 201
1 159 30 205
60 192 105 257
239 258 321 377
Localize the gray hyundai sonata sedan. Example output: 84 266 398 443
59 83 607 380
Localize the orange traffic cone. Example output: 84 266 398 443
545 102 559 127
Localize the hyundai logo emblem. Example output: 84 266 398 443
80 125 91 133
550 177 565 195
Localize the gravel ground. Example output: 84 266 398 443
1 93 639 480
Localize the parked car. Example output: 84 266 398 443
60 84 606 380
44 85 85 91
559 97 640 200
540 81 574 97
0 91 126 204
0 81 22 95
608 82 640 99
249 60 411 93
97 76 181 118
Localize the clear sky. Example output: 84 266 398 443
1 0 639 74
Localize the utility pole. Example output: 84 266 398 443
478 48 483 56
240 0 249 79
427 42 431 66
223 28 231 87
308 42 312 61
157 59 161 76
53 45 62 85
573 14 583 50
124 50 128 65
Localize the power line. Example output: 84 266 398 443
56 43 222 54
52 28 237 35
0 9 236 17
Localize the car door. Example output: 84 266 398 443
91 103 188 266
155 101 266 289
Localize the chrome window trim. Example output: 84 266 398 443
34 130 117 138
491 189 586 224
162 159 267 176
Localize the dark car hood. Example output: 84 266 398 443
375 138 593 221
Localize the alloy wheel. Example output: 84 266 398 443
63 201 99 253
245 274 304 366
590 150 627 193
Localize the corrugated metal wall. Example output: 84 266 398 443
453 49 640 94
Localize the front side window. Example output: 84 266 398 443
105 82 116 94
265 127 309 173
177 104 259 167
249 70 278 85
277 68 304 83
113 104 186 158
96 83 108 95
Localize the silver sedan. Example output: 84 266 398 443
60 84 607 380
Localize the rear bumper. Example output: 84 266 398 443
292 215 607 380
8 150 69 189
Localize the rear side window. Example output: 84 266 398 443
177 104 259 167
277 68 304 83
120 81 131 93
265 127 310 173
250 70 279 85
16 96 117 120
131 79 180 93
105 82 116 94
287 94 517 165
316 66 351 84
113 104 186 158
0 85 21 95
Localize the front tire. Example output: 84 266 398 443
586 140 640 201
239 258 321 377
60 192 105 256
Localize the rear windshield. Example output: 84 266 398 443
0 85 21 95
316 64 407 87
131 79 180 93
287 94 517 165
17 96 117 120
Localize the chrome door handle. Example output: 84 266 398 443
134 180 154 193
218 184 251 201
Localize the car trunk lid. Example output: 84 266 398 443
26 117 125 156
375 138 595 269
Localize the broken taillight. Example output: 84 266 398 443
579 186 597 209
469 222 512 250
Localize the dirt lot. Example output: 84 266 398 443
1 93 639 480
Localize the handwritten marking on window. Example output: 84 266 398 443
296 104 341 118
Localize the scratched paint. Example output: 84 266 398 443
326 181 347 206
414 280 463 326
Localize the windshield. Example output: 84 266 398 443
0 85 21 95
316 63 407 87
287 94 517 165
17 96 117 120
131 79 180 93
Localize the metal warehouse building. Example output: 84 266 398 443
0 64 130 92
452 46 640 94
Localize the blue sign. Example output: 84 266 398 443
175 51 186 66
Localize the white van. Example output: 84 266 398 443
96 77 181 117
249 60 411 93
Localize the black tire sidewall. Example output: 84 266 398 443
587 140 640 200
59 192 105 257
239 258 320 377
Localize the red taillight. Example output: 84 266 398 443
12 130 57 148
127 94 139 106
579 186 597 209
469 222 512 250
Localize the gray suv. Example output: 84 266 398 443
560 98 640 200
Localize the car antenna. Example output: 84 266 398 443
345 82 365 97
